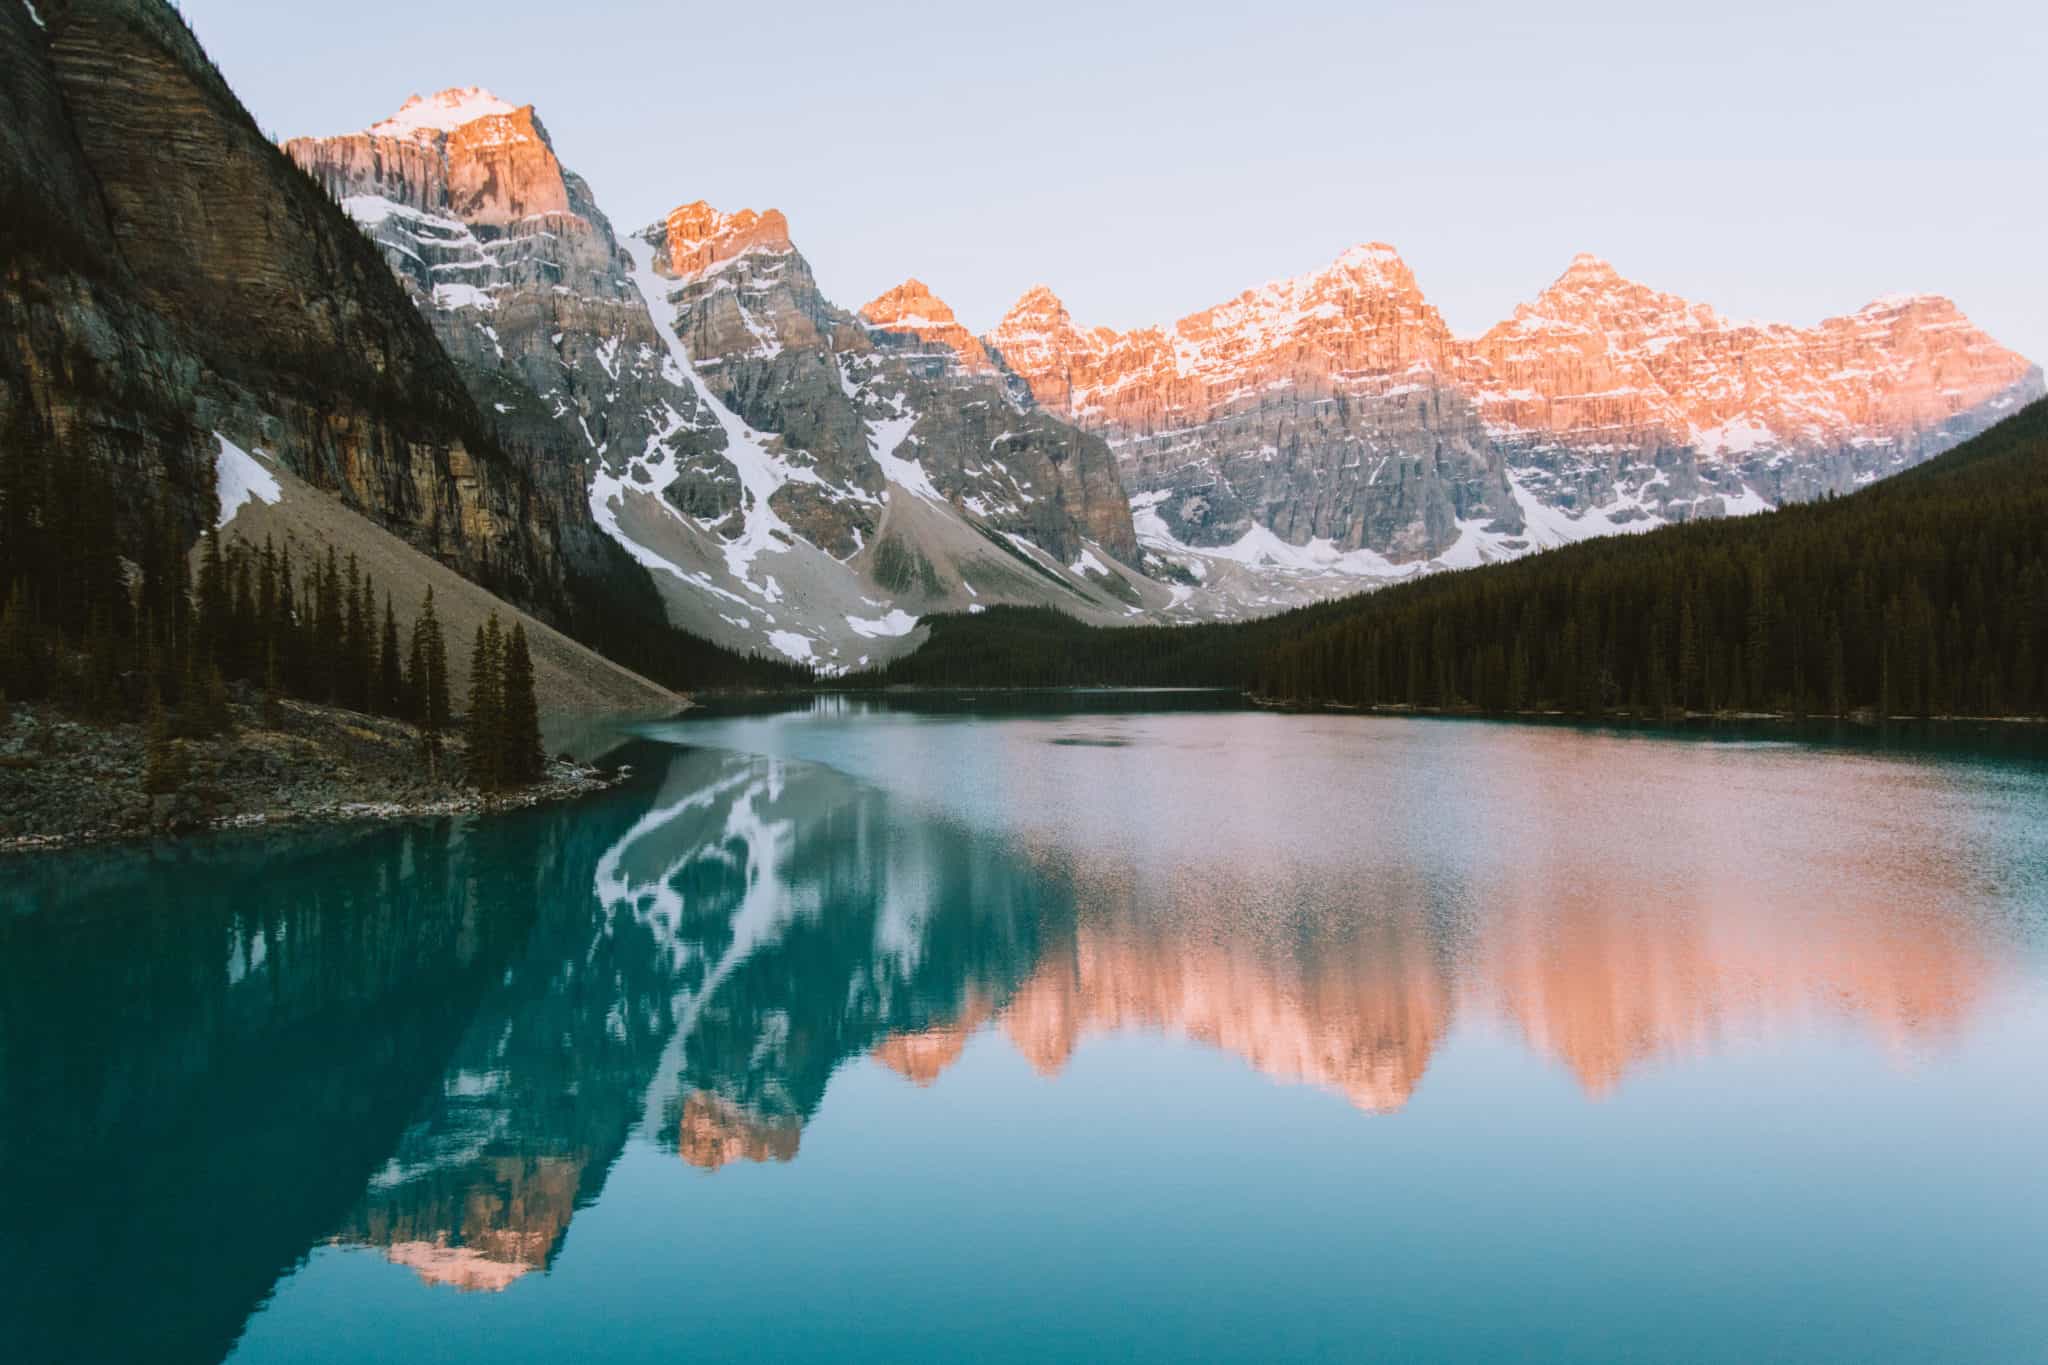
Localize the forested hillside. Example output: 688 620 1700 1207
863 397 2048 721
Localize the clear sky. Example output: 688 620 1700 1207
186 0 2043 360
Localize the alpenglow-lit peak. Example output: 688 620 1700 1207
654 201 794 279
860 278 992 369
370 87 519 139
989 284 1083 347
1329 240 1417 286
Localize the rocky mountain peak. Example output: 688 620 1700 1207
287 86 576 231
655 202 793 280
369 87 519 140
1010 283 1067 313
859 278 991 370
985 285 1099 411
989 285 1086 347
1852 291 1961 323
1499 253 1714 342
1328 240 1421 291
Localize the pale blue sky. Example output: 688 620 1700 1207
188 0 2043 360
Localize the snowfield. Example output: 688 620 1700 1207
214 434 282 529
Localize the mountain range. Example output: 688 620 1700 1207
282 83 2038 665
6 0 2038 681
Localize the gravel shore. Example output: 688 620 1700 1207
0 696 633 855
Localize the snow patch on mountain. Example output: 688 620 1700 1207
1133 492 1412 580
766 630 816 662
624 233 801 591
846 610 919 639
370 88 517 140
214 434 281 528
1689 416 1776 456
868 414 943 502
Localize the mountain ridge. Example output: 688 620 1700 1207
983 243 2038 569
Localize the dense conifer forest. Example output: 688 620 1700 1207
0 429 481 780
0 405 809 770
860 397 2048 720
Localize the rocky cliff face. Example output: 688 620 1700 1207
641 204 1137 568
989 245 2042 591
284 90 727 597
0 3 567 603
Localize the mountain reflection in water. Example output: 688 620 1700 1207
0 716 2037 1365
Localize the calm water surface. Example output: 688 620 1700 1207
4 698 2046 1363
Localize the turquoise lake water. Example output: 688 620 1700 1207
4 697 2046 1362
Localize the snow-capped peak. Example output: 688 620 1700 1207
370 88 519 140
1332 241 1410 277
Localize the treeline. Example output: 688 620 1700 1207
0 410 570 787
857 397 2048 721
1256 399 2048 718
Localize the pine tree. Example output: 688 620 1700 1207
500 623 544 785
1677 591 1699 712
230 547 257 681
196 527 228 664
276 540 298 690
1745 557 1772 710
410 588 452 774
316 547 343 701
1828 621 1847 719
257 536 279 641
357 570 378 710
466 614 504 789
405 617 428 721
378 595 403 716
343 554 367 709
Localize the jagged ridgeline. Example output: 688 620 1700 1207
860 396 2048 721
0 0 804 693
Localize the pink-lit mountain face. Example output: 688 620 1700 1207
987 248 2040 570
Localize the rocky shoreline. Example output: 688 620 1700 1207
0 696 634 857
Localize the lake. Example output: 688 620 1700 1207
4 697 2046 1363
